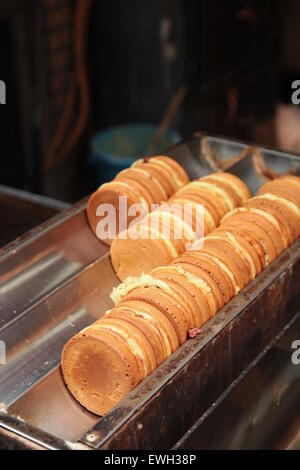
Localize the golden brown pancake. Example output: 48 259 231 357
106 307 165 366
150 269 203 328
216 224 267 270
222 209 284 257
166 199 207 237
201 176 240 208
116 168 163 203
146 210 193 254
111 222 177 281
218 218 278 268
176 251 233 303
122 286 188 344
259 186 300 212
206 172 251 204
111 205 199 281
172 192 221 228
64 175 300 418
130 165 168 201
152 278 198 330
176 185 227 221
244 198 293 247
94 317 156 378
246 196 300 244
110 172 252 279
202 238 250 287
178 247 242 297
61 328 142 416
115 173 156 208
151 265 211 324
228 207 287 249
149 156 190 190
117 299 179 355
87 155 190 245
171 261 223 316
258 179 300 207
87 181 148 245
157 203 197 242
276 175 300 186
133 161 176 197
211 229 262 278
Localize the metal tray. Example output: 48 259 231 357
0 133 300 450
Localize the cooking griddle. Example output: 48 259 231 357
0 133 300 450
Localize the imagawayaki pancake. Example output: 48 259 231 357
111 273 174 304
221 209 284 257
176 251 233 304
276 175 300 186
171 261 223 316
209 230 261 279
115 299 179 355
149 270 203 328
110 173 251 279
127 166 168 202
203 237 251 287
115 173 156 208
112 273 197 331
63 172 300 418
228 207 287 250
111 224 177 281
148 155 190 190
171 192 220 229
258 179 300 208
132 160 177 197
87 156 190 244
215 220 275 268
87 181 148 245
176 185 227 221
204 172 251 204
106 306 166 366
245 196 300 243
121 286 188 345
177 248 241 298
93 317 156 378
165 198 207 237
201 176 240 208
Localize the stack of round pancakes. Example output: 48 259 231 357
86 156 189 245
111 172 251 280
62 175 300 416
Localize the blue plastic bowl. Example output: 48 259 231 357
88 123 181 184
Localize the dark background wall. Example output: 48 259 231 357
1 0 299 203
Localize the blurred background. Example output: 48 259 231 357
1 0 300 204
